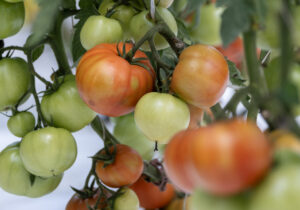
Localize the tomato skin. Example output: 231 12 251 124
76 43 154 117
41 75 96 132
0 144 62 197
80 15 123 50
0 58 31 111
113 113 154 160
129 7 178 51
171 44 229 108
134 92 190 144
66 190 111 210
190 3 222 46
114 188 139 210
0 0 24 39
20 127 77 177
165 119 272 195
95 144 144 188
249 164 300 210
7 111 35 137
130 176 175 209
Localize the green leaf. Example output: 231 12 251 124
25 35 44 62
220 0 254 47
79 0 100 9
227 59 246 87
183 0 206 17
279 82 300 105
72 8 98 62
62 0 76 9
26 0 62 48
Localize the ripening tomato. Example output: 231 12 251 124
171 44 229 108
130 176 175 209
269 130 300 153
7 111 35 137
95 144 143 188
76 43 154 117
164 119 272 195
134 92 190 144
164 197 192 210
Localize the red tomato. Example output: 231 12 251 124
95 144 144 188
216 38 244 69
130 176 175 209
76 43 155 117
171 44 229 108
164 119 272 195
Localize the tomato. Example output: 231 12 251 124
0 58 31 111
173 0 187 13
80 15 123 50
41 75 96 132
189 3 223 46
0 143 62 197
164 197 191 210
134 92 190 144
190 190 246 210
113 113 154 160
269 129 300 153
114 188 139 210
130 176 175 209
0 0 24 39
155 0 174 8
7 111 35 137
216 37 244 69
76 43 154 117
164 119 272 195
129 7 178 51
24 0 39 24
249 164 300 210
20 127 77 177
99 0 136 39
188 104 204 129
95 144 143 188
66 189 111 210
171 44 229 108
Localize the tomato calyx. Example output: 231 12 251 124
92 145 117 168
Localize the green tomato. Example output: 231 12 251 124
190 190 246 210
41 75 96 132
114 188 139 210
173 0 188 13
134 92 190 144
0 0 24 39
7 112 35 137
129 7 178 51
80 15 123 50
249 164 300 210
155 0 174 8
0 58 31 111
20 127 77 177
0 143 62 197
190 3 223 46
113 113 154 160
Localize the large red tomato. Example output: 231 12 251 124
76 43 155 117
171 44 229 108
164 119 272 195
95 144 144 188
130 176 175 209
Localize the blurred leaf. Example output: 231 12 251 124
264 57 281 91
253 0 267 28
72 8 98 62
220 0 254 47
182 0 206 17
26 0 62 48
279 82 300 105
62 0 76 9
227 59 246 87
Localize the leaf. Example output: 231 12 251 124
72 8 98 62
25 34 44 62
182 0 206 17
79 0 96 9
227 59 246 87
220 0 254 47
62 0 76 9
26 0 62 48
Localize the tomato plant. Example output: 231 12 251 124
113 188 139 210
171 44 229 108
95 144 143 188
129 6 178 51
134 92 190 144
0 58 31 111
7 111 35 137
41 75 96 132
76 43 154 117
0 143 62 197
0 0 24 39
130 176 175 209
19 127 77 177
113 113 154 160
80 15 123 50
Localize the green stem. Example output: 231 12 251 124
0 46 25 54
49 13 72 75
